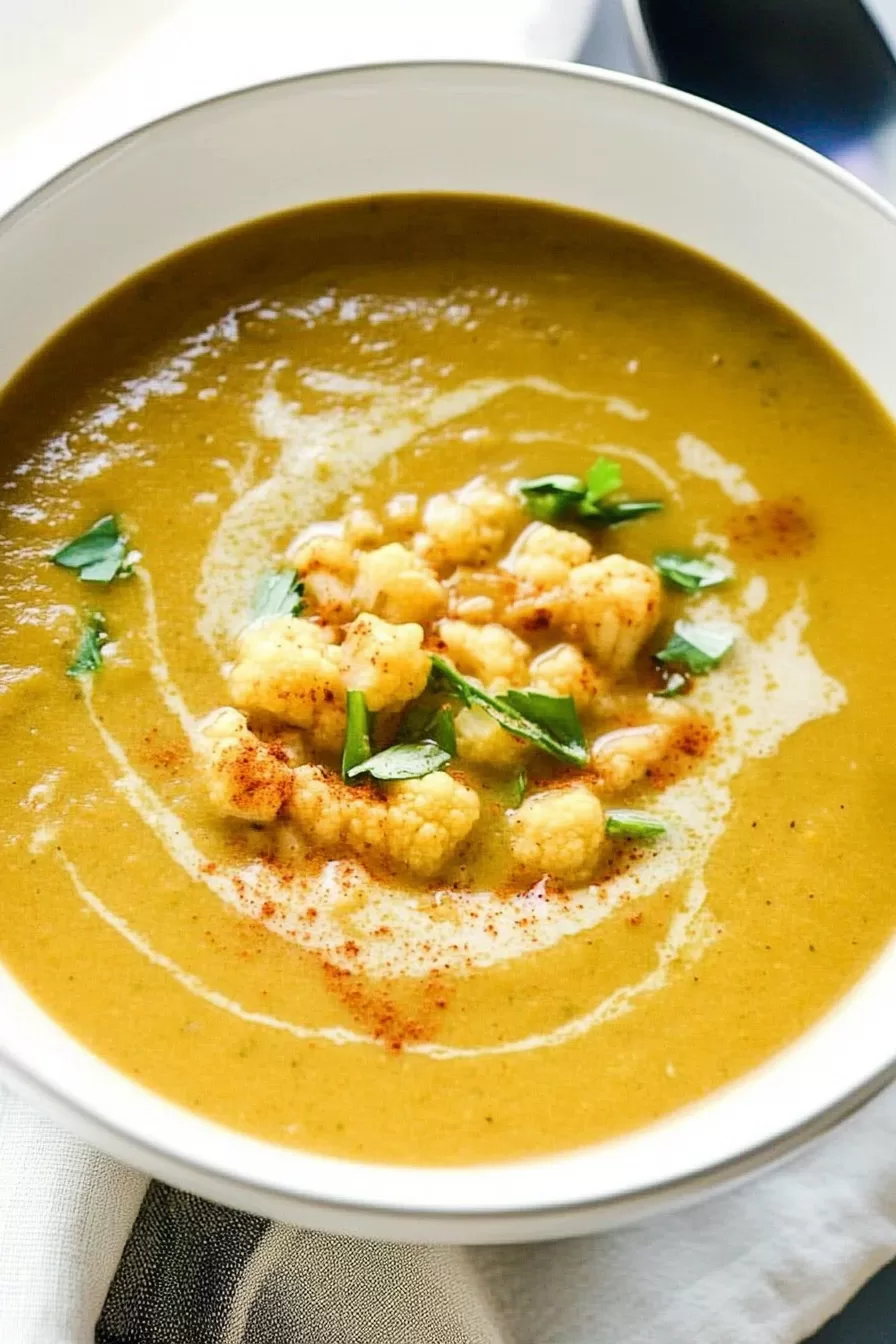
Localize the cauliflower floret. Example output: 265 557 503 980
436 619 530 688
289 763 479 877
198 707 293 822
353 543 446 626
343 505 384 550
288 530 357 623
384 492 420 538
509 784 604 883
590 697 694 791
445 567 517 624
566 555 661 672
229 616 346 753
511 524 592 589
289 764 387 857
340 612 430 712
590 722 673 792
414 480 520 571
529 643 608 717
385 772 481 878
454 703 528 770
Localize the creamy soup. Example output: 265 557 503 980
0 197 893 1165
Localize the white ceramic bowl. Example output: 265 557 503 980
1 60 895 1244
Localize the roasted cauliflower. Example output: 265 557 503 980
288 530 357 623
339 612 430 712
436 618 530 688
511 523 592 589
529 643 608 717
228 616 346 753
353 543 446 626
414 480 519 571
198 707 293 822
454 703 528 770
289 763 479 878
385 772 481 877
509 783 604 883
589 698 689 791
566 554 661 672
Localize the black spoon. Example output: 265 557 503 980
623 0 896 195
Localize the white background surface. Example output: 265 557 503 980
0 0 596 217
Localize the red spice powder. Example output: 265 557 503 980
726 496 815 559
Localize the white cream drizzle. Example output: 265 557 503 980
677 432 761 504
49 373 847 1058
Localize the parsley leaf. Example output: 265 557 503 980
430 655 587 766
655 620 735 675
251 569 304 620
518 456 663 528
584 456 623 502
398 699 457 756
578 498 664 525
52 515 133 583
518 474 586 522
342 690 372 780
67 611 108 677
654 551 731 593
346 741 450 781
605 809 668 840
506 770 527 807
500 688 584 750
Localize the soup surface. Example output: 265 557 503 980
1 197 894 1164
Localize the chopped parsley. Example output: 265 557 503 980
342 690 372 780
52 515 133 583
605 809 668 840
506 769 528 808
654 550 731 593
518 474 587 523
251 569 304 620
430 655 587 766
346 741 451 782
499 688 584 752
655 620 736 676
67 611 108 677
518 455 662 528
398 699 457 756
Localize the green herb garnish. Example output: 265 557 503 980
585 456 623 501
251 569 304 620
605 809 668 840
656 670 689 699
506 770 528 808
655 620 735 675
52 515 133 583
398 700 457 756
342 690 372 780
518 474 587 523
427 706 456 756
499 688 584 752
67 611 108 677
579 499 664 525
430 655 587 766
654 551 731 593
346 741 451 782
518 456 662 528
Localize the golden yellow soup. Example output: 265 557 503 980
1 196 894 1165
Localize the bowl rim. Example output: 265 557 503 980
2 56 895 1229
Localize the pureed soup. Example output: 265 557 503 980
0 197 893 1165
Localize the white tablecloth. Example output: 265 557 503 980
2 1080 895 1342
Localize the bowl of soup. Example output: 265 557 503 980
0 61 895 1242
